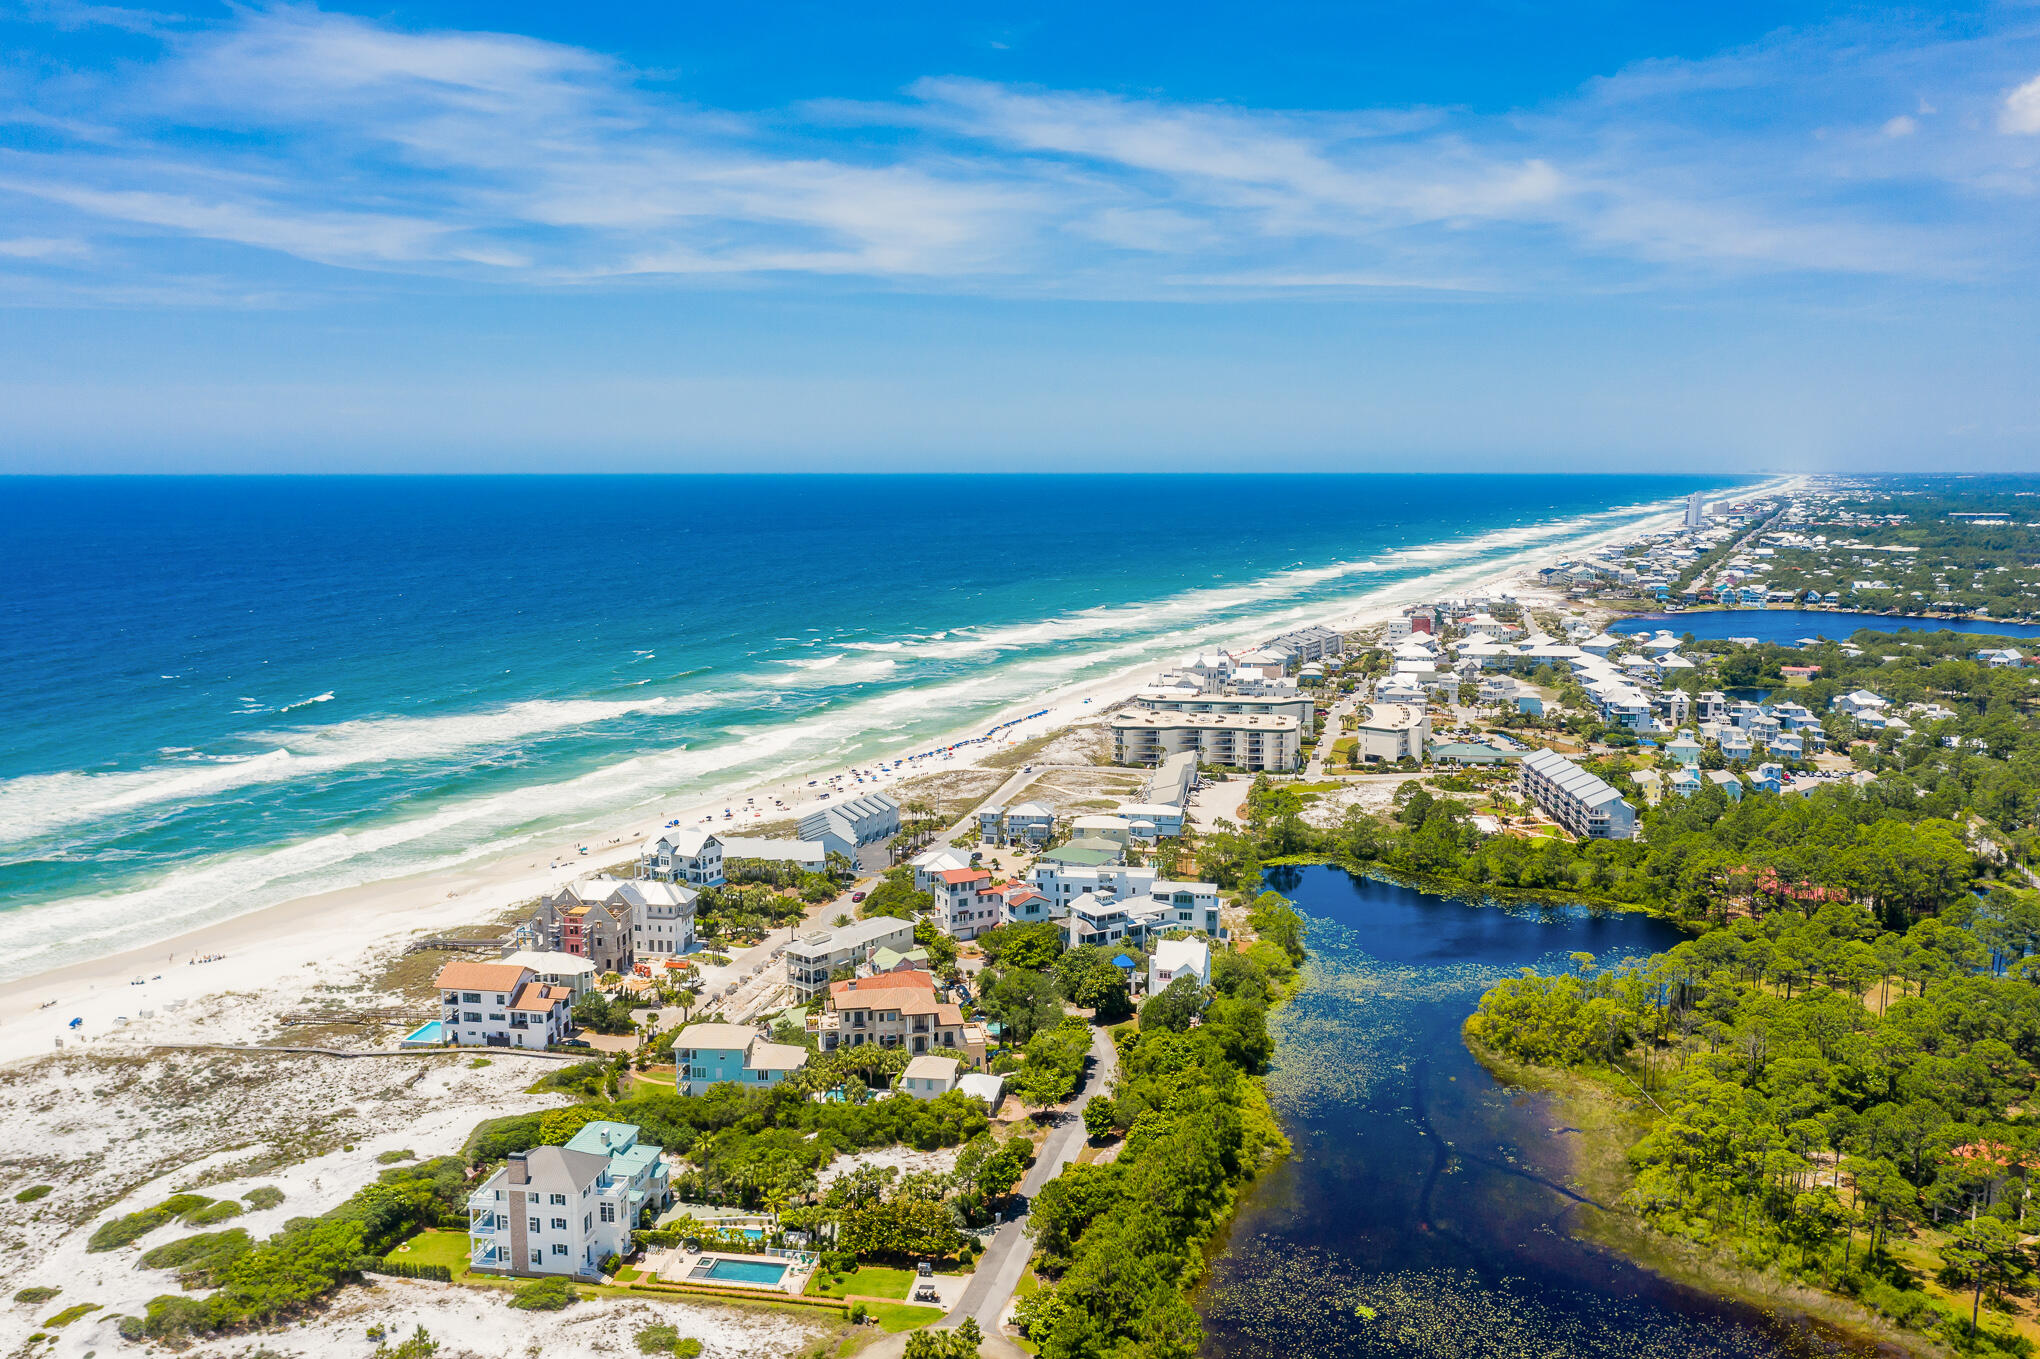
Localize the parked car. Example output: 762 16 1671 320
851 891 867 902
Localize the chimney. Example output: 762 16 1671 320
507 1152 529 1186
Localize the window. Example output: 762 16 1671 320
462 991 481 1003
530 1249 542 1265
600 1204 614 1223
551 1243 568 1256
549 1193 567 1205
529 1216 540 1231
464 1012 482 1023
584 1214 592 1231
551 1217 568 1230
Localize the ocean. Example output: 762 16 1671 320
0 474 1749 980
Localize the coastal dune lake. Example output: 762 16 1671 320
1199 866 1859 1359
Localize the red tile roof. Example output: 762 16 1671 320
435 961 532 992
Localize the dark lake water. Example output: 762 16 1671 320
1623 608 2040 644
1198 866 1862 1359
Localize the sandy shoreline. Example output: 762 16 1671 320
0 494 1711 1064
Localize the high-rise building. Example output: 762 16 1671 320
1684 492 1707 529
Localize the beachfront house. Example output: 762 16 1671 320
640 828 826 887
435 961 575 1049
784 915 916 1002
467 1122 668 1279
670 1022 809 1094
621 879 697 961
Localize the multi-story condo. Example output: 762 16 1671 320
1350 702 1429 764
1129 688 1316 728
1264 625 1345 663
1519 748 1637 840
435 961 575 1049
796 792 901 860
1109 710 1300 772
812 971 984 1065
669 1022 809 1095
467 1121 668 1278
784 916 916 1002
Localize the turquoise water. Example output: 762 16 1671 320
701 1256 789 1285
0 473 1751 980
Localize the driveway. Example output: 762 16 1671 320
940 1022 1119 1337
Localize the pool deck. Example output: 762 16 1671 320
645 1245 814 1296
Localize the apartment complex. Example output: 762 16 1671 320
1519 748 1638 840
1109 709 1301 772
1350 702 1429 764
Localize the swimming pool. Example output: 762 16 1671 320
690 1256 789 1286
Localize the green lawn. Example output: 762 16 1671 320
387 1228 473 1281
805 1265 917 1300
861 1301 945 1332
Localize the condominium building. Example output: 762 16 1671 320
797 792 901 859
1110 709 1301 772
784 915 916 1002
1519 748 1637 840
1350 702 1429 764
1129 688 1317 728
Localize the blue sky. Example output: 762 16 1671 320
3 1 2039 472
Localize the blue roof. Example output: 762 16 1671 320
1111 953 1136 968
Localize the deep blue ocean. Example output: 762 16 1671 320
0 474 1749 979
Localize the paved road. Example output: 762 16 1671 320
941 1022 1119 1336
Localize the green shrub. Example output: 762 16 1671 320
13 1286 59 1305
377 1149 418 1164
139 1228 252 1286
88 1194 214 1252
242 1185 285 1210
185 1199 243 1226
42 1302 101 1328
368 1259 453 1283
138 1293 214 1342
508 1276 576 1311
14 1184 52 1203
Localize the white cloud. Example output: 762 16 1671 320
2 4 2037 299
2003 73 2040 134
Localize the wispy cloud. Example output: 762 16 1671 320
2004 73 2040 134
2 3 2038 302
